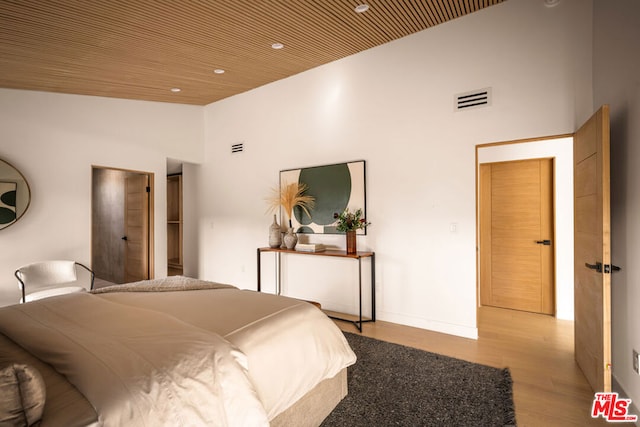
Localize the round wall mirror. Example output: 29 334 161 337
0 158 31 230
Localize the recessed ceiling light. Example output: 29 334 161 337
213 69 225 74
354 4 369 13
170 88 181 93
271 42 284 50
544 0 560 7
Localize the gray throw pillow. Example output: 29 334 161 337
0 363 46 426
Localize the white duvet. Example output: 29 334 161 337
93 277 358 420
0 293 269 426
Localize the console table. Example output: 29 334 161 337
256 247 375 332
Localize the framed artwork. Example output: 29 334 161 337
280 160 367 235
0 181 17 230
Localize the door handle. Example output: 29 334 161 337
585 262 622 273
585 262 603 273
536 240 551 245
121 236 128 241
604 264 622 273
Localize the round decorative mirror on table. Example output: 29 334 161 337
0 158 31 230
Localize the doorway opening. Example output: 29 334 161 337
91 166 154 285
479 158 555 315
166 159 183 276
167 172 183 276
476 135 574 320
476 109 612 394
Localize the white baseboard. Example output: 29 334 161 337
612 375 639 427
377 310 478 340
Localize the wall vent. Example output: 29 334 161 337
231 142 244 154
455 87 492 111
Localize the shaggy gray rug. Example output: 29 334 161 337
321 332 516 427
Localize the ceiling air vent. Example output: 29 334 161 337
455 87 492 112
231 142 244 154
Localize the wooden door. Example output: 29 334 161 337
574 105 611 393
480 158 555 314
124 173 150 282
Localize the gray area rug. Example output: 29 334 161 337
321 332 516 427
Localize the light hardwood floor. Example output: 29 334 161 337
334 306 610 427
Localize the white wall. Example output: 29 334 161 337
198 0 593 338
477 137 574 320
593 0 640 406
0 89 204 305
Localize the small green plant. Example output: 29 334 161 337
333 208 370 232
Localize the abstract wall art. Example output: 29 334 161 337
280 160 366 235
0 182 17 230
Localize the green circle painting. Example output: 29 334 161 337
295 163 351 229
1 189 16 207
0 207 16 225
0 189 16 225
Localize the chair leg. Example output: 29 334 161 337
75 262 96 291
14 270 26 304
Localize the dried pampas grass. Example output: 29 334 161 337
266 182 315 227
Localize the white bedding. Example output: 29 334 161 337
94 277 357 420
0 277 356 425
0 293 269 426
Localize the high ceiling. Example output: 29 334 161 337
0 0 505 105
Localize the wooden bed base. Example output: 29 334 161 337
271 368 348 427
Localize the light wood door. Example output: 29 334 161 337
124 173 150 282
574 105 612 393
480 158 555 314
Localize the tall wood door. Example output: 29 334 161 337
124 173 150 282
574 105 612 393
480 158 555 314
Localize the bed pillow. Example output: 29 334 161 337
0 363 46 426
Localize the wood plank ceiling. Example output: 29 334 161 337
0 0 505 105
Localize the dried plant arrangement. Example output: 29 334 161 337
266 182 315 228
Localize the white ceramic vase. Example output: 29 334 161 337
268 214 282 248
283 228 298 250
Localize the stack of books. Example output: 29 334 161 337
295 243 326 253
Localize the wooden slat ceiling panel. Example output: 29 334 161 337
0 0 505 105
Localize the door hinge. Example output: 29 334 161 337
146 186 150 193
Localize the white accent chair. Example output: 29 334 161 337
15 261 95 303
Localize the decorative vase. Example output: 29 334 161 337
268 214 282 248
284 228 298 250
346 230 357 254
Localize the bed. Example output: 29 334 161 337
0 276 356 426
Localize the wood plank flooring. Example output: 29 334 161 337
335 306 609 427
